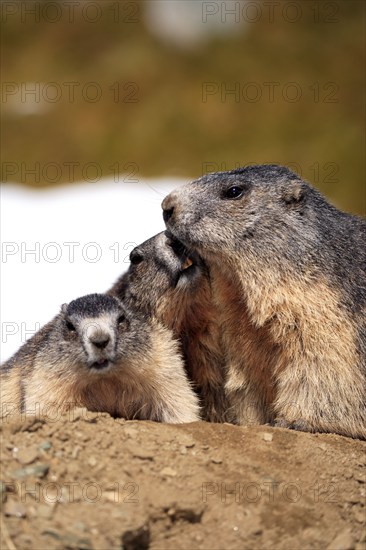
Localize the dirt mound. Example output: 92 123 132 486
1 411 365 550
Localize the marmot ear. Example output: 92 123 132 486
282 180 305 205
61 303 68 314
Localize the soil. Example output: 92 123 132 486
1 411 365 550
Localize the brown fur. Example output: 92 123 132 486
157 272 231 423
208 260 366 438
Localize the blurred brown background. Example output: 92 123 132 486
1 0 365 214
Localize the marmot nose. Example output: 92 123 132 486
130 248 143 265
163 207 174 224
90 335 110 349
162 195 176 224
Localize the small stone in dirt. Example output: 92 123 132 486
211 456 223 464
4 499 27 517
39 440 52 452
72 445 82 459
345 493 360 504
20 417 46 433
262 433 273 442
327 529 355 550
73 521 87 532
166 504 204 524
160 467 177 477
354 472 365 484
128 444 154 460
180 436 195 448
10 463 49 479
121 524 150 550
88 456 97 467
15 446 39 465
42 529 62 541
42 529 93 549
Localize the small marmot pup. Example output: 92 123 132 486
0 293 200 423
108 232 230 422
162 164 366 439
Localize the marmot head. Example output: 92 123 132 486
162 165 317 263
54 293 147 375
110 232 204 315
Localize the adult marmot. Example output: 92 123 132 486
162 164 366 439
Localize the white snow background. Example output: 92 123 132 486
1 178 186 362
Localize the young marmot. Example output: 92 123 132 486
108 232 230 422
162 164 366 439
0 293 200 423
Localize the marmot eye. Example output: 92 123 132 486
117 315 126 325
66 320 75 332
224 186 244 199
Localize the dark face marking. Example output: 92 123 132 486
66 293 121 318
